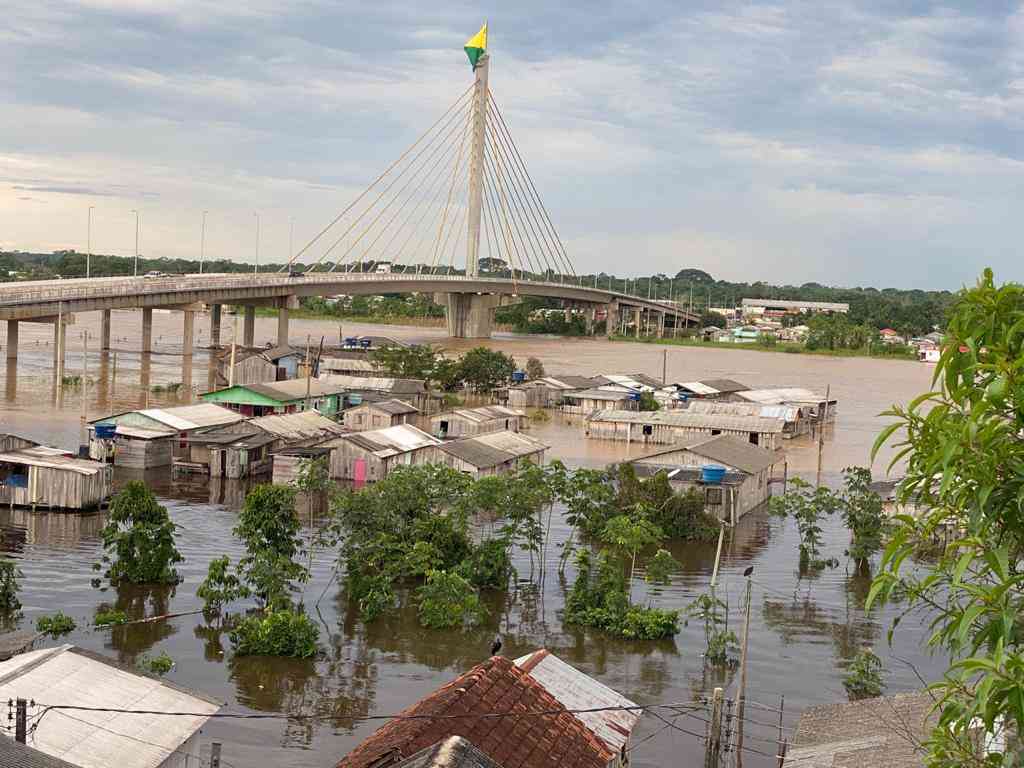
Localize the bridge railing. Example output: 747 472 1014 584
0 272 692 315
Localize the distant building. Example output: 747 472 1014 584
436 431 548 478
672 379 749 401
878 328 905 345
0 445 112 511
628 435 786 524
199 379 348 418
507 375 600 409
430 406 524 439
336 654 630 768
741 298 849 317
322 425 441 482
686 400 808 438
731 326 761 343
561 388 633 414
586 409 785 449
319 374 429 411
0 644 220 768
343 399 420 431
218 345 305 387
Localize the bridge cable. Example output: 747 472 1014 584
320 97 472 272
428 145 470 275
487 90 578 282
484 121 559 281
428 100 472 273
333 106 471 274
483 136 541 280
283 82 472 271
480 164 509 278
482 151 520 293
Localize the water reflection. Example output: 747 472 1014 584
96 583 178 662
0 508 104 549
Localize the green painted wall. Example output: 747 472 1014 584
200 387 287 407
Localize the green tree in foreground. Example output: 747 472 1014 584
233 485 309 610
869 269 1024 767
769 478 840 573
0 559 21 615
458 347 515 392
99 482 182 585
842 648 885 700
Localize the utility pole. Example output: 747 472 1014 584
200 210 208 274
131 209 140 277
305 334 312 412
210 742 222 768
710 523 726 589
776 696 786 768
87 205 95 279
816 384 831 487
253 212 260 273
81 330 89 432
704 687 724 768
228 315 238 387
465 48 489 277
735 573 754 768
14 698 26 744
662 349 667 385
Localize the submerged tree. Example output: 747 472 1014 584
99 482 182 585
769 478 840 573
686 592 738 665
842 648 885 700
838 467 887 574
0 559 21 615
868 269 1024 767
233 485 309 610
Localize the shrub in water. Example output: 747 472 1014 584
230 609 319 658
0 559 22 615
37 612 76 636
139 651 174 676
99 482 183 585
94 609 129 627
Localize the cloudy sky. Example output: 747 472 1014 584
2 1 1022 289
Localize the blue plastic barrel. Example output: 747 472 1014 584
628 391 641 401
95 424 116 439
702 465 726 484
512 370 526 383
347 394 363 406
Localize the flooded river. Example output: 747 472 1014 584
0 310 941 767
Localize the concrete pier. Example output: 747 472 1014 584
209 304 222 348
182 310 195 357
444 293 501 338
100 310 111 350
243 306 255 347
277 306 289 347
605 302 618 339
141 308 153 353
5 320 17 361
53 315 66 371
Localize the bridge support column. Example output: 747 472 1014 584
444 293 501 339
141 308 153 353
584 306 595 336
243 306 255 347
635 308 642 339
657 311 665 339
53 315 67 371
100 310 111 351
209 304 222 348
5 321 17 362
182 310 195 357
277 306 289 347
605 302 618 339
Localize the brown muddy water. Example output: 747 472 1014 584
0 310 942 767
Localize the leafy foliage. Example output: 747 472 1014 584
457 538 514 590
458 347 515 392
686 592 738 665
645 549 680 585
614 464 720 541
197 556 249 613
602 511 663 600
842 649 885 700
233 485 308 609
94 609 129 626
37 612 76 636
637 391 661 411
293 455 331 495
416 570 486 629
867 269 1024 767
99 482 182 585
838 467 887 572
138 651 174 676
230 609 319 658
769 478 840 572
525 357 545 380
0 559 22 614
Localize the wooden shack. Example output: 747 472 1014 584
247 410 348 445
200 379 347 418
0 434 37 453
218 345 304 387
176 428 278 479
343 399 419 431
436 431 548 478
0 446 113 510
506 375 598 409
585 409 785 449
322 425 441 482
686 400 808 438
430 406 524 439
318 374 429 411
271 446 334 486
629 435 786 524
561 388 632 414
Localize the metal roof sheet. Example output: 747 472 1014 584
319 374 426 394
0 449 107 476
438 439 514 468
338 425 440 458
634 434 784 474
588 410 786 433
687 400 802 422
734 387 826 405
111 426 174 440
563 389 631 401
544 375 602 390
394 736 504 768
137 403 244 431
0 738 82 768
439 406 524 423
249 411 348 441
515 650 640 753
244 379 348 402
320 357 380 373
0 646 219 768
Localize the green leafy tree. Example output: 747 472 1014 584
416 569 486 629
234 485 309 609
769 478 840 572
601 510 663 600
686 592 738 665
230 610 319 658
0 559 21 614
458 347 515 392
432 358 463 391
637 391 661 411
37 612 76 636
197 556 249 614
839 467 887 574
842 649 885 700
371 344 439 383
868 269 1024 767
99 482 182 585
525 357 545 380
645 549 680 585
293 455 331 494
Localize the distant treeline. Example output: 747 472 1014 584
1 252 954 336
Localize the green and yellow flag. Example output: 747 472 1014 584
464 22 487 68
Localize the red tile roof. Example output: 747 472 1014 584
336 656 616 768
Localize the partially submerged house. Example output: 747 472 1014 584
343 399 420 431
507 375 599 409
586 409 786 449
336 654 630 768
320 355 382 377
430 406 524 439
323 424 441 482
672 379 749 401
0 446 112 511
628 434 786 524
0 644 220 768
88 404 245 469
319 374 429 411
272 445 334 486
686 399 809 438
218 345 304 386
734 388 837 423
392 736 504 768
437 431 548 478
561 388 633 414
199 379 348 418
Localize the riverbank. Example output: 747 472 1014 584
611 333 919 361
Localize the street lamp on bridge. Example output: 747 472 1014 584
254 212 260 274
131 209 140 277
200 210 208 275
86 206 95 279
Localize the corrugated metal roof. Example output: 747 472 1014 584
138 403 244 431
320 357 380 373
563 389 630 402
676 379 749 395
359 398 419 415
244 379 348 402
394 736 504 768
633 434 784 474
438 406 524 424
0 738 82 768
111 426 173 440
676 381 719 395
595 373 658 391
438 439 513 468
319 374 426 394
249 411 348 441
0 646 219 768
543 375 601 390
735 387 826 405
0 448 106 476
587 410 785 433
687 400 802 422
338 425 440 458
515 650 640 753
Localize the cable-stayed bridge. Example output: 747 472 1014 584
0 50 696 365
